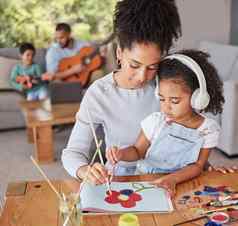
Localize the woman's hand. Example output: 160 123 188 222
106 146 123 165
77 163 109 185
150 176 177 198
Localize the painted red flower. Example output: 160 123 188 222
104 189 142 208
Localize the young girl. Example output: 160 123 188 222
106 49 225 196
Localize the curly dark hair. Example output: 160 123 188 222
19 42 35 55
113 0 181 54
157 49 225 115
56 23 71 33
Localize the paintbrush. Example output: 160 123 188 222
108 164 115 193
62 139 104 226
30 156 62 200
107 142 120 194
0 197 3 213
62 108 114 226
218 193 238 202
173 215 208 226
202 205 238 215
86 107 112 194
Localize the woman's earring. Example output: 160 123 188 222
116 58 121 68
154 76 159 99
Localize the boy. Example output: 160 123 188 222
10 42 48 100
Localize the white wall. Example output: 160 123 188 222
174 0 231 50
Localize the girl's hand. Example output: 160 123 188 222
150 176 177 198
106 146 123 165
208 165 238 174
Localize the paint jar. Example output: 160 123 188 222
59 193 83 226
210 212 229 224
118 213 140 226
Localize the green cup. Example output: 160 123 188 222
118 213 139 226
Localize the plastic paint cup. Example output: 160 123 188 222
118 213 139 226
210 212 230 224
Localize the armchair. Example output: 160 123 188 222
199 41 238 156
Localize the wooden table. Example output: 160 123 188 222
19 100 80 163
1 171 238 226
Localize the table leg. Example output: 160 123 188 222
33 125 54 163
27 127 34 143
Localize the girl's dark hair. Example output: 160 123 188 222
157 49 225 115
19 42 35 55
113 0 181 54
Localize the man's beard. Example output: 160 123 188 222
61 38 71 48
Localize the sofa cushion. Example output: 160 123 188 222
0 90 24 111
199 41 238 81
0 48 19 59
0 111 25 129
0 56 21 89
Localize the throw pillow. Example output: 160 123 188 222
0 56 21 89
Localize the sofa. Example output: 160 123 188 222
0 43 117 130
199 41 238 156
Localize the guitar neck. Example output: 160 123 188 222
87 46 100 59
83 33 115 65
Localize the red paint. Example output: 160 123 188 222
104 189 142 208
210 212 229 223
212 214 227 221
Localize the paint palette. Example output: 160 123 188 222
176 185 236 210
175 185 237 225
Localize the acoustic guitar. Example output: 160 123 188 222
58 33 115 87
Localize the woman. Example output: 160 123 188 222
61 0 182 184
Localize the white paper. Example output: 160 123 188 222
79 181 173 213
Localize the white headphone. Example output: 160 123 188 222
155 54 210 110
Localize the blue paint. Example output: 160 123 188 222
194 191 220 196
120 189 133 196
204 221 221 226
194 191 202 195
204 186 218 193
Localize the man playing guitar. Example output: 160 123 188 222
42 23 90 82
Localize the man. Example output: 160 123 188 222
42 23 89 81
